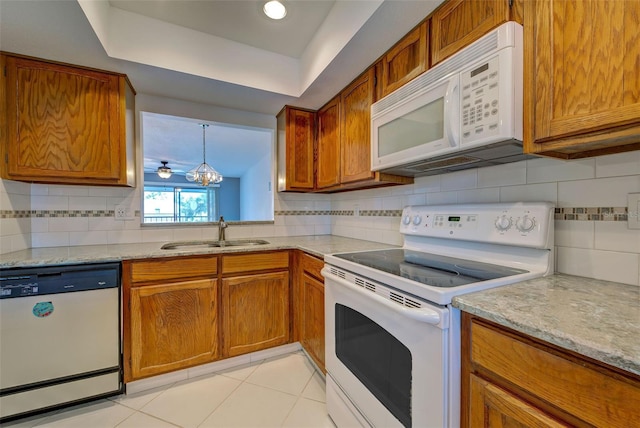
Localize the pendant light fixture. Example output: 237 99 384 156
185 124 223 186
156 161 172 179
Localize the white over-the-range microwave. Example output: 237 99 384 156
371 21 530 177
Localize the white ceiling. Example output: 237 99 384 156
108 0 337 58
0 0 443 173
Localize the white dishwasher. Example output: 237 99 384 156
0 263 122 422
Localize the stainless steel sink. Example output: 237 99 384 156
161 239 269 250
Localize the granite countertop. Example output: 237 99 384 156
452 274 640 377
0 235 398 269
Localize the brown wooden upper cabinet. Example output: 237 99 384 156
316 96 341 189
380 21 429 98
523 0 640 159
0 53 136 186
430 0 517 66
340 68 376 184
276 106 316 192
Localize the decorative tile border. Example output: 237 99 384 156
0 208 631 221
554 207 628 221
0 210 139 219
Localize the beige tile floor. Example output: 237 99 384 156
2 352 334 428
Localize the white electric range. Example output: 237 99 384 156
322 202 554 428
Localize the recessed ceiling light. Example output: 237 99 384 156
263 0 287 20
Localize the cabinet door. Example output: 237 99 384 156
2 55 131 185
277 106 315 191
381 21 429 98
301 273 325 373
340 68 375 184
316 96 341 189
431 0 511 65
524 0 640 157
470 374 570 428
129 279 218 380
222 271 290 357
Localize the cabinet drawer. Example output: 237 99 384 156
222 251 289 275
300 252 324 281
470 321 640 427
128 256 218 284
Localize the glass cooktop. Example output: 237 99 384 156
333 249 528 288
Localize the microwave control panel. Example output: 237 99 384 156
460 55 501 141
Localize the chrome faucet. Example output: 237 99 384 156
218 216 228 241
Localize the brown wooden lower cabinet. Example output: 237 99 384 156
461 312 640 427
301 273 325 372
123 251 293 382
129 278 218 381
221 271 290 357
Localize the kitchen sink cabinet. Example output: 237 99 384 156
380 20 429 98
129 279 218 381
523 0 640 158
461 313 640 427
276 106 316 192
122 256 219 382
430 0 519 66
221 251 291 357
0 53 135 186
296 251 325 373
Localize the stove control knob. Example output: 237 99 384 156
402 215 412 225
516 215 536 232
495 215 512 231
412 215 422 226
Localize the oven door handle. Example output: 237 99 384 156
323 268 446 327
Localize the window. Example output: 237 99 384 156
143 186 219 223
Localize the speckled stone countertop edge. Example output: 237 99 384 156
0 235 398 269
452 274 640 377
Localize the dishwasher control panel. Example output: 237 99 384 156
0 274 39 297
0 263 120 299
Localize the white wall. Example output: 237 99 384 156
330 152 640 286
241 151 274 221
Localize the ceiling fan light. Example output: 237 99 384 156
263 1 286 20
157 161 172 179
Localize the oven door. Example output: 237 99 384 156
323 266 450 428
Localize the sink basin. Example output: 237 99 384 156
161 239 269 250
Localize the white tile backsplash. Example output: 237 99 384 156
558 176 640 207
499 182 558 203
440 169 478 191
4 153 640 287
554 220 594 249
526 157 595 183
556 247 639 285
595 222 640 253
31 232 70 248
31 195 69 211
596 151 640 178
69 231 109 246
477 161 527 188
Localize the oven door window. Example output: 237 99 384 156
335 304 412 428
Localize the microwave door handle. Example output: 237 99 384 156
445 79 460 146
323 268 445 327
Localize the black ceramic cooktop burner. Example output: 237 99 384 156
333 249 528 288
